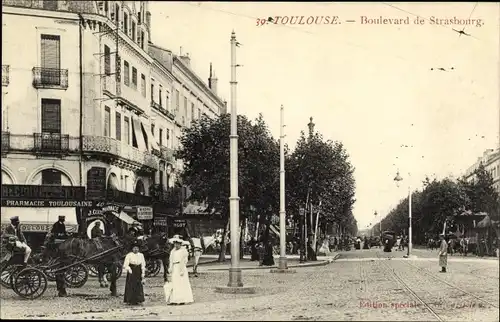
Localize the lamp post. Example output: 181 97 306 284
215 31 255 294
394 171 413 258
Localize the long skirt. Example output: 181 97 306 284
124 264 144 305
169 263 194 304
439 255 447 268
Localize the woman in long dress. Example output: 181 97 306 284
166 235 194 305
123 242 146 305
438 234 448 273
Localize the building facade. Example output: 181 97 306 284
1 0 226 238
464 148 500 194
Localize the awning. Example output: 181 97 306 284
111 211 137 225
144 121 161 152
0 207 78 233
132 117 147 151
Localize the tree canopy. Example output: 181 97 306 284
373 162 499 243
176 113 280 222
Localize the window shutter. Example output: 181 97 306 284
41 35 60 69
41 99 61 133
116 112 121 141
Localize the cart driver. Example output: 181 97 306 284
51 216 68 241
5 216 31 265
128 222 144 238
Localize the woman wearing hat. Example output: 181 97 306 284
123 241 146 305
166 235 194 305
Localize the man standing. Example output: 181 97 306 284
4 216 31 265
438 234 448 273
91 221 104 250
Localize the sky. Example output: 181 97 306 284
149 2 500 229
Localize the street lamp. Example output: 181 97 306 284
393 170 413 258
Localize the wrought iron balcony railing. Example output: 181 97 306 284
166 110 175 121
2 65 9 86
33 132 70 153
160 145 174 162
32 67 69 89
151 100 161 111
82 135 158 170
1 131 10 153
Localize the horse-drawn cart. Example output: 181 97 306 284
1 239 123 299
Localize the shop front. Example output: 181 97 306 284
1 184 87 252
82 189 153 237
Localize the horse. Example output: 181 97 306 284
188 235 217 275
139 232 171 281
53 236 130 297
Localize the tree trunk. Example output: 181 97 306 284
218 216 229 262
240 218 246 259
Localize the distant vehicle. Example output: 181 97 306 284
382 231 396 252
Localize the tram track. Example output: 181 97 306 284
400 260 499 309
375 252 445 322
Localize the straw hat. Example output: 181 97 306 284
169 235 184 244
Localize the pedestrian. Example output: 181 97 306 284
257 241 266 266
123 241 146 305
166 235 194 305
250 237 259 261
438 234 448 273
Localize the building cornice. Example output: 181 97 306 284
173 56 225 108
2 5 79 21
152 59 175 84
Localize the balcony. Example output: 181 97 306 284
32 67 68 89
1 133 79 154
2 65 9 86
33 133 71 154
103 75 117 96
1 132 10 154
82 135 158 171
166 110 175 121
160 145 174 162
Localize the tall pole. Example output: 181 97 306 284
408 183 412 257
228 30 242 287
278 105 288 270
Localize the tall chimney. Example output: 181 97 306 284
146 10 152 40
208 62 218 94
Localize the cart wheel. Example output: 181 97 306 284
88 264 98 277
12 268 48 300
64 263 89 288
145 259 160 277
1 264 18 289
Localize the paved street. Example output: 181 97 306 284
1 249 498 321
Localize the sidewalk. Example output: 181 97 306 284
196 253 340 271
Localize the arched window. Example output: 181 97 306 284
107 173 120 190
42 169 62 185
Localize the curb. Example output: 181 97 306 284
186 258 220 268
203 253 340 271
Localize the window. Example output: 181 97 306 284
175 90 180 111
114 3 120 22
151 124 155 136
41 99 61 133
166 93 170 111
124 116 130 144
123 60 129 86
159 170 164 187
132 67 137 89
104 45 111 76
159 86 163 107
150 83 154 101
41 34 61 85
116 112 121 141
42 169 61 185
191 102 195 120
183 97 187 123
138 11 141 24
198 108 201 120
141 74 146 97
132 21 136 42
104 106 111 137
104 1 109 15
140 31 145 49
123 12 128 34
159 128 163 146
166 129 170 146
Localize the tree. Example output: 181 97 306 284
176 113 279 261
286 127 356 255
